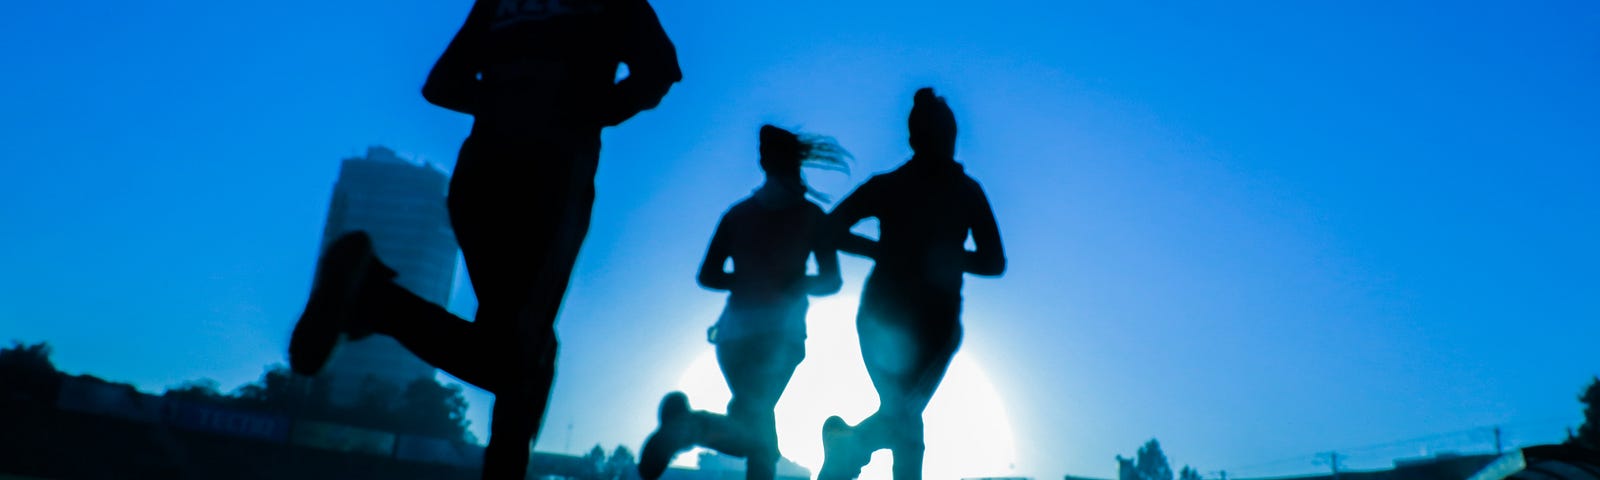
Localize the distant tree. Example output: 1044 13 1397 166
233 364 322 413
164 378 228 402
1119 439 1193 480
395 376 473 442
1138 439 1174 480
0 341 56 375
1577 377 1599 451
155 361 479 443
0 341 63 402
584 444 608 477
1119 456 1141 480
605 445 636 479
326 375 403 430
356 375 401 408
609 445 635 466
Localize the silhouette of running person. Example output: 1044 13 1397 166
816 88 1006 480
636 125 848 480
286 1 680 479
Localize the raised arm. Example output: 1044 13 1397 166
697 216 736 291
599 0 683 126
826 180 881 259
421 0 494 115
963 186 1007 276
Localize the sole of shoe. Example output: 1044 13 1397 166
819 416 864 480
639 392 693 479
288 232 376 376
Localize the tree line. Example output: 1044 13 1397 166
2 340 474 444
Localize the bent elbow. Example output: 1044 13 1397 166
634 71 682 110
421 80 474 115
420 81 447 107
697 271 730 291
971 255 1006 277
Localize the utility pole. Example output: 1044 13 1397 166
1494 426 1503 455
1318 452 1344 480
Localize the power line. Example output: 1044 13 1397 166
1331 426 1495 456
1191 416 1581 480
1313 452 1345 480
1215 421 1556 477
1218 454 1325 476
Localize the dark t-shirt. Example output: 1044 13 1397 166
830 156 1006 297
701 188 831 341
424 0 682 137
714 194 828 307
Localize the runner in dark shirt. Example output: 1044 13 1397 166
288 1 681 479
818 88 1007 480
637 125 847 480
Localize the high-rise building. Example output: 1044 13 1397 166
318 146 457 405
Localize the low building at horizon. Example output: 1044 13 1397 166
685 450 811 480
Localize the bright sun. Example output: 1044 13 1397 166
673 295 1017 480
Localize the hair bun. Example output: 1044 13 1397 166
908 87 957 155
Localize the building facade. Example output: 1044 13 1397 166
318 146 457 405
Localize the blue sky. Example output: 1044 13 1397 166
2 1 1598 478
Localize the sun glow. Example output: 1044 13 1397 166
674 296 1017 479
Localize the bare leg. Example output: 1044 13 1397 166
851 288 962 480
717 335 803 480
